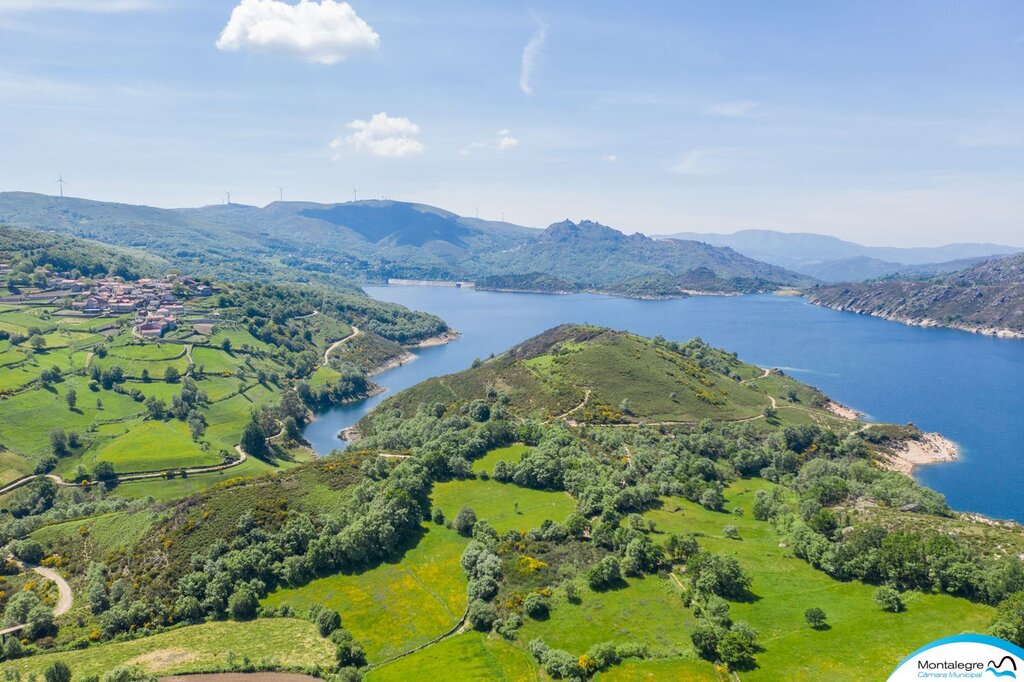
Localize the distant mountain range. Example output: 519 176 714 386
807 252 1024 337
0 192 810 297
665 229 1022 282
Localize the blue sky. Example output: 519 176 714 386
1 0 1022 246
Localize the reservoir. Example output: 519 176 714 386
303 287 1024 522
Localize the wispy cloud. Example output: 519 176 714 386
0 0 159 11
706 100 759 117
217 0 379 65
460 129 519 155
331 112 424 159
669 148 737 175
603 154 618 162
956 126 1024 148
519 12 547 95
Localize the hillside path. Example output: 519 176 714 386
0 448 251 497
0 557 74 638
323 326 361 366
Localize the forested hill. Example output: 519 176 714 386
807 252 1024 337
472 220 811 296
0 192 810 298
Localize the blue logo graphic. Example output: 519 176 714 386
987 655 1018 678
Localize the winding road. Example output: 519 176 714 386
0 448 250 497
0 558 74 638
322 326 361 366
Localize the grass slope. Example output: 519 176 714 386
263 524 468 663
0 619 333 677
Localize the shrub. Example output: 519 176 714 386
315 607 341 636
805 607 827 629
227 585 258 620
523 592 550 619
12 539 44 564
44 661 72 682
587 556 621 590
467 599 498 631
454 506 477 536
874 586 904 612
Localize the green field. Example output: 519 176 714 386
642 481 995 680
431 478 577 534
263 524 468 663
367 632 538 681
472 443 531 474
191 345 247 374
0 375 143 463
0 619 333 677
110 454 307 502
517 572 700 655
91 419 221 472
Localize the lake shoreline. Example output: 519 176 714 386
883 432 959 475
805 300 1024 340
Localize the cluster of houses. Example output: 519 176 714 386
49 275 215 338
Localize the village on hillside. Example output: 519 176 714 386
0 270 217 339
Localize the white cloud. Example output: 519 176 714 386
460 129 520 155
706 100 759 117
0 0 158 11
603 154 618 162
519 13 547 95
332 112 424 158
216 0 379 65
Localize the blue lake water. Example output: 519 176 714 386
303 286 1024 522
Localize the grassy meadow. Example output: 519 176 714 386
263 524 469 663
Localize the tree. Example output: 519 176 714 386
874 586 904 613
12 539 44 564
283 416 301 441
221 337 232 352
805 607 827 629
431 507 445 525
65 388 77 410
690 621 722 660
50 428 69 457
990 591 1024 646
87 562 109 614
718 624 758 670
723 525 740 540
44 661 72 682
467 599 498 631
228 585 258 620
316 607 341 636
164 366 180 383
588 556 622 591
93 461 116 480
240 416 270 460
30 335 46 351
454 506 477 537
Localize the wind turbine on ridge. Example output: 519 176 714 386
56 173 68 198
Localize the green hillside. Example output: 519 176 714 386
1 326 1020 681
0 194 812 298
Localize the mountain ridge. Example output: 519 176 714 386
807 252 1024 337
665 228 1022 282
0 192 810 298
